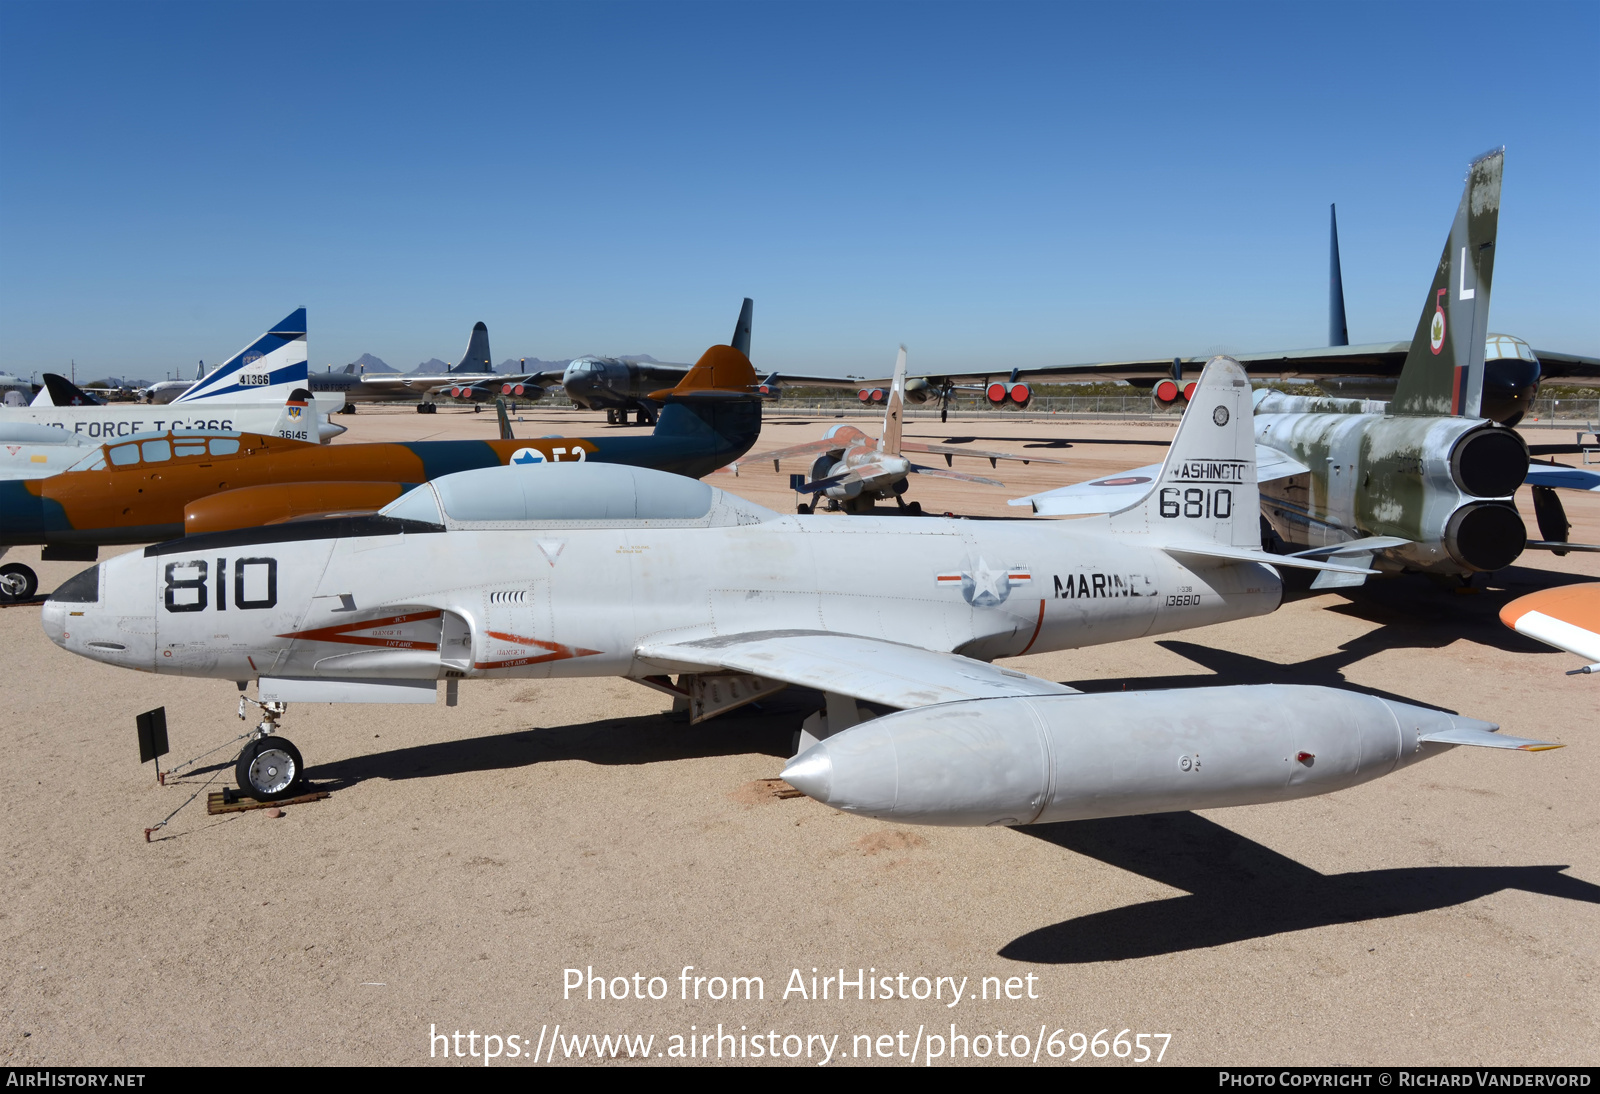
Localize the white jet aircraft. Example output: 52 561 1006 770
729 346 1064 514
44 357 1554 812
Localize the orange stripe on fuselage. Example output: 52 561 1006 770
1016 599 1046 656
278 610 442 651
475 630 602 671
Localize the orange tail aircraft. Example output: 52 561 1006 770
1 343 762 565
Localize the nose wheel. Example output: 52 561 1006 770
236 737 304 800
0 563 38 602
235 696 305 801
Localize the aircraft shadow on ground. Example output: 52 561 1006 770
1066 634 1462 708
1069 570 1588 698
1000 812 1600 964
1313 565 1595 657
308 690 813 787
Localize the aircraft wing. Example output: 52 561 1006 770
900 441 1066 466
785 341 1599 391
358 374 458 392
1009 445 1309 515
1500 584 1600 672
734 437 854 473
636 630 1078 709
908 463 1005 487
1526 464 1600 493
1531 349 1600 382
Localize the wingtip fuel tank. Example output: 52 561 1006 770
780 685 1549 827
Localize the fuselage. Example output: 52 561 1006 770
1254 404 1529 573
44 494 1283 686
562 357 690 411
2 397 761 547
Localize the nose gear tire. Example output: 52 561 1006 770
0 563 38 602
236 737 305 801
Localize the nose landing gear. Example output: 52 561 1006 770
0 562 38 602
235 696 305 801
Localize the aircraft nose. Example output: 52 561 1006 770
41 563 102 650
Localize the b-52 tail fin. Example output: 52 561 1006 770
730 298 754 359
450 322 493 375
1391 148 1502 418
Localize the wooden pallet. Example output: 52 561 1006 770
755 778 804 800
207 788 331 815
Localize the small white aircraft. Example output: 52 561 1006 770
0 372 35 407
732 347 1063 513
45 356 1555 814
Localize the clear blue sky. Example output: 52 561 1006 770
2 1 1595 380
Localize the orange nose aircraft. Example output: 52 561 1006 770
2 343 764 561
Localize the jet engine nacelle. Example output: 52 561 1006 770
1152 379 1198 405
984 382 1031 410
1255 411 1531 573
857 388 887 404
903 377 933 405
783 685 1487 827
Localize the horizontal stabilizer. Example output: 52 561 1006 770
1526 541 1600 553
1164 543 1375 575
1419 726 1561 751
909 464 1004 487
1525 465 1600 493
1291 536 1410 558
1011 444 1308 516
637 630 1078 710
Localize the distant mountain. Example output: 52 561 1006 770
408 358 452 374
349 353 397 374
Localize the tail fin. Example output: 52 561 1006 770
450 322 493 374
730 298 753 359
1329 204 1349 346
880 345 907 457
1391 149 1502 418
35 373 103 407
654 344 758 398
174 308 309 404
1108 356 1259 547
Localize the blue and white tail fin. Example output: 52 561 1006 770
174 308 308 404
449 322 493 375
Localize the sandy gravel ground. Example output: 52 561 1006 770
1 403 1596 1067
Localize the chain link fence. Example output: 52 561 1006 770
766 394 1600 425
